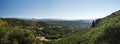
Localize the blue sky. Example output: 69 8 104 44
0 0 120 20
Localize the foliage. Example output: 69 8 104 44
0 19 37 44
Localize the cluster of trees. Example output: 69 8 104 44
0 19 37 44
91 19 101 27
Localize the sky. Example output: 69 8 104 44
0 0 120 20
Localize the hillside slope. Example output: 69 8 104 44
80 10 120 44
55 10 120 44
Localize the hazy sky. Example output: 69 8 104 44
0 0 120 20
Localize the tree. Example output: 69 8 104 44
91 20 96 27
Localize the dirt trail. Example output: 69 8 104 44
36 36 62 41
36 36 50 41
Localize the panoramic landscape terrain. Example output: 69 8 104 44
0 0 120 44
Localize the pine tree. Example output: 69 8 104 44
91 20 95 27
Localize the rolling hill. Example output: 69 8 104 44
19 18 92 27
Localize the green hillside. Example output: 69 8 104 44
51 10 120 44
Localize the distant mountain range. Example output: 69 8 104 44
43 20 92 26
18 18 92 21
18 18 68 21
18 18 93 26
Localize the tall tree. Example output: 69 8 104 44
91 20 96 27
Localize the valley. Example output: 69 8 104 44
0 17 91 44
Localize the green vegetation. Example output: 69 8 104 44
0 19 36 44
